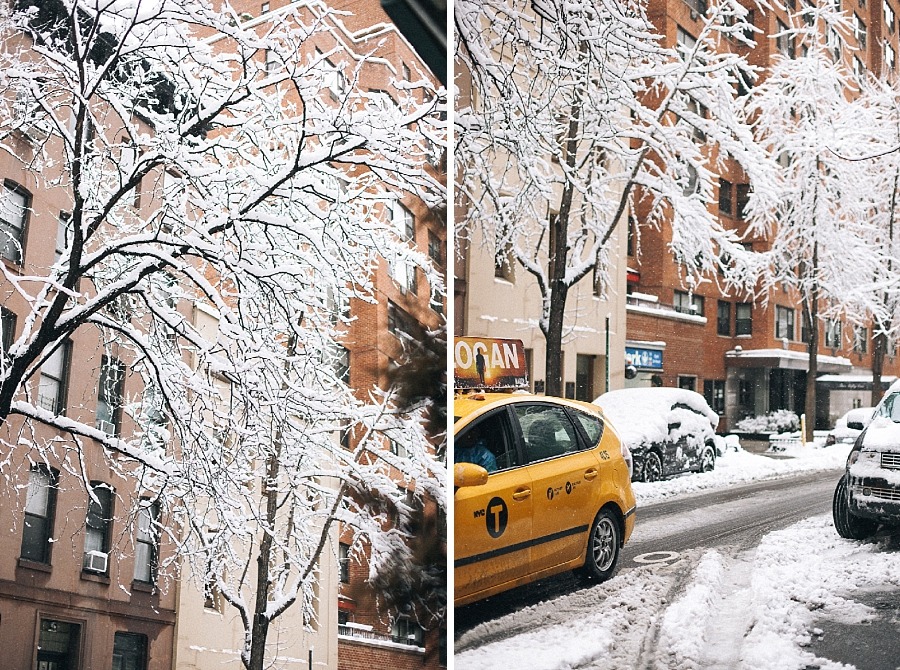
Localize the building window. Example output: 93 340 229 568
339 543 350 583
825 319 842 348
134 501 159 583
684 0 707 16
390 201 416 294
392 200 415 242
775 306 795 340
38 340 71 415
575 354 595 402
719 179 733 215
494 241 515 282
717 301 731 336
685 97 707 142
703 379 726 413
735 303 752 335
427 230 443 266
320 53 347 102
387 301 416 340
112 632 147 670
801 311 812 343
392 615 424 646
389 438 409 459
678 375 696 391
96 355 126 435
21 465 58 563
886 2 896 35
37 619 80 669
885 42 896 71
334 346 350 385
674 290 704 316
55 211 72 264
854 325 868 354
776 20 796 57
1 306 15 358
627 216 636 257
736 183 751 219
854 14 867 51
0 182 29 264
677 26 697 56
84 483 113 573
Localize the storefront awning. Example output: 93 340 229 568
725 347 852 374
816 374 897 391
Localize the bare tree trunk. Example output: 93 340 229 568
873 171 898 404
803 238 819 444
873 328 886 406
540 96 580 398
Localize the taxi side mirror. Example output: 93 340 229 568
454 462 489 488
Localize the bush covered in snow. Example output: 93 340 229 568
734 410 800 434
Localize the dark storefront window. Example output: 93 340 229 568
704 379 726 413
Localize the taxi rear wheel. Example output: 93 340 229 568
578 509 620 582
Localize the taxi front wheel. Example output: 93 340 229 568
577 509 620 583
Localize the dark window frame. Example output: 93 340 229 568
0 180 30 265
133 500 160 584
84 482 114 573
20 464 59 564
38 339 72 415
717 300 731 336
735 303 752 335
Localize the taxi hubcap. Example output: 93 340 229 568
591 517 616 571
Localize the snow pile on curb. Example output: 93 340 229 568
743 516 900 669
454 568 672 669
656 551 725 669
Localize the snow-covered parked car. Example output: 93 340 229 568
834 383 900 538
594 388 718 482
826 406 875 446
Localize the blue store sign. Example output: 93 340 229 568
626 346 664 370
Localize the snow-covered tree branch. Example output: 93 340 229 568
0 1 446 667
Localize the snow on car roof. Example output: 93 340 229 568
593 387 718 447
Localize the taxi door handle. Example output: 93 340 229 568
512 488 531 501
584 468 599 480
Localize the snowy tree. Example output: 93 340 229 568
841 77 900 405
0 1 445 668
455 0 775 396
744 3 880 441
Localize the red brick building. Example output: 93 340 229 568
627 0 900 431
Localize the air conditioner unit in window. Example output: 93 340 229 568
95 419 116 435
83 550 108 573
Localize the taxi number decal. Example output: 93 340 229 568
598 450 610 460
485 496 508 538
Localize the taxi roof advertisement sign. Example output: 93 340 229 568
454 337 529 390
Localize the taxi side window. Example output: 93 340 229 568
455 410 518 472
515 405 579 463
572 410 604 446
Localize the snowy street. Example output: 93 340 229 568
454 444 900 669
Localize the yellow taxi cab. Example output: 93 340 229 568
454 342 637 607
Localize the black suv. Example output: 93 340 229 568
833 382 900 539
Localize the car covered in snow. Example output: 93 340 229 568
593 387 718 482
834 383 900 539
453 392 636 606
826 406 874 446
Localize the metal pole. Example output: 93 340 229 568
605 314 610 393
